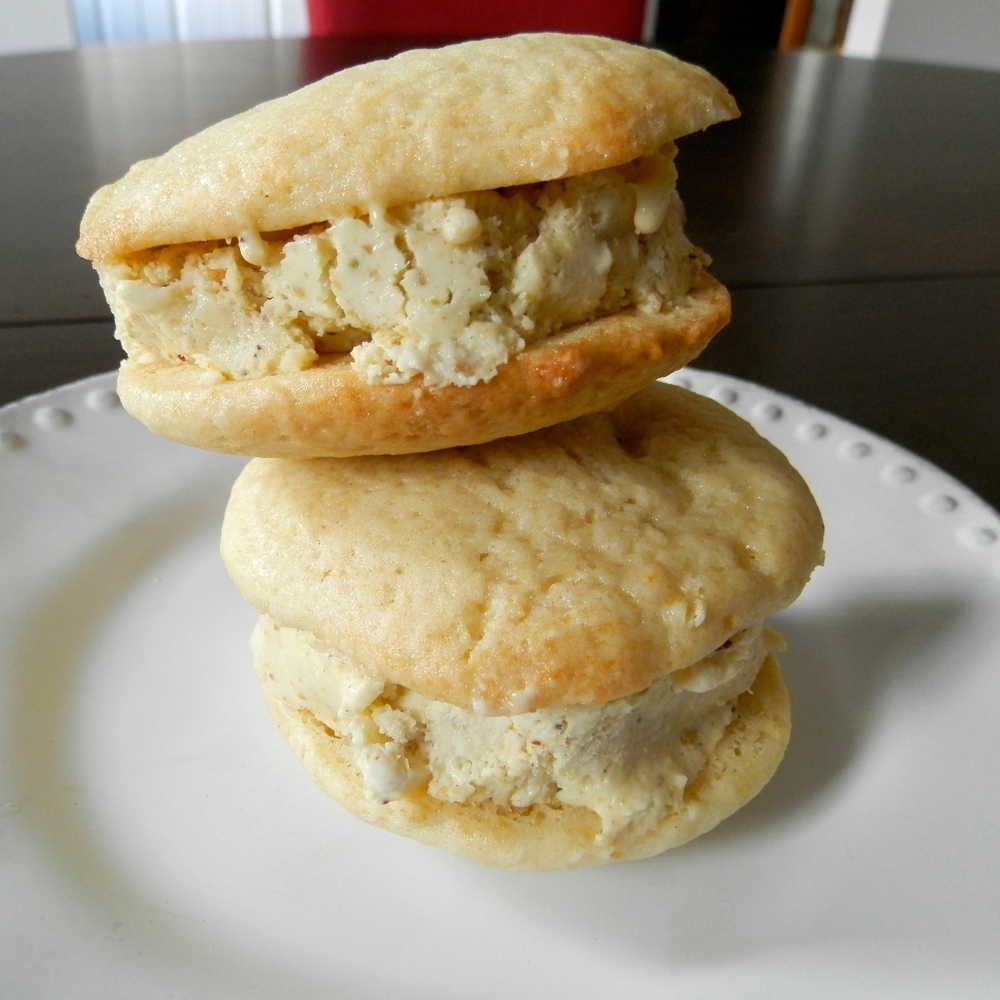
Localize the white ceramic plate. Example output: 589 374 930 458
2 370 999 999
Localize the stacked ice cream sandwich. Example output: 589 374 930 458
78 33 823 870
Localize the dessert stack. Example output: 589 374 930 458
77 34 823 870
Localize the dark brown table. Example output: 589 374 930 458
2 36 998 506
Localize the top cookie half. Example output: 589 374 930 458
77 33 739 457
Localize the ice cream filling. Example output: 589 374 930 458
252 616 783 842
94 146 707 388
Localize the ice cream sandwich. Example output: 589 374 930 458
220 382 824 869
76 33 738 458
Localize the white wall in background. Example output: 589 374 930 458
173 0 308 41
880 0 1000 72
845 0 1000 72
0 0 75 54
842 0 893 58
0 0 307 53
71 0 307 42
268 0 308 38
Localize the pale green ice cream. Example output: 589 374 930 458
251 616 783 843
94 147 704 388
